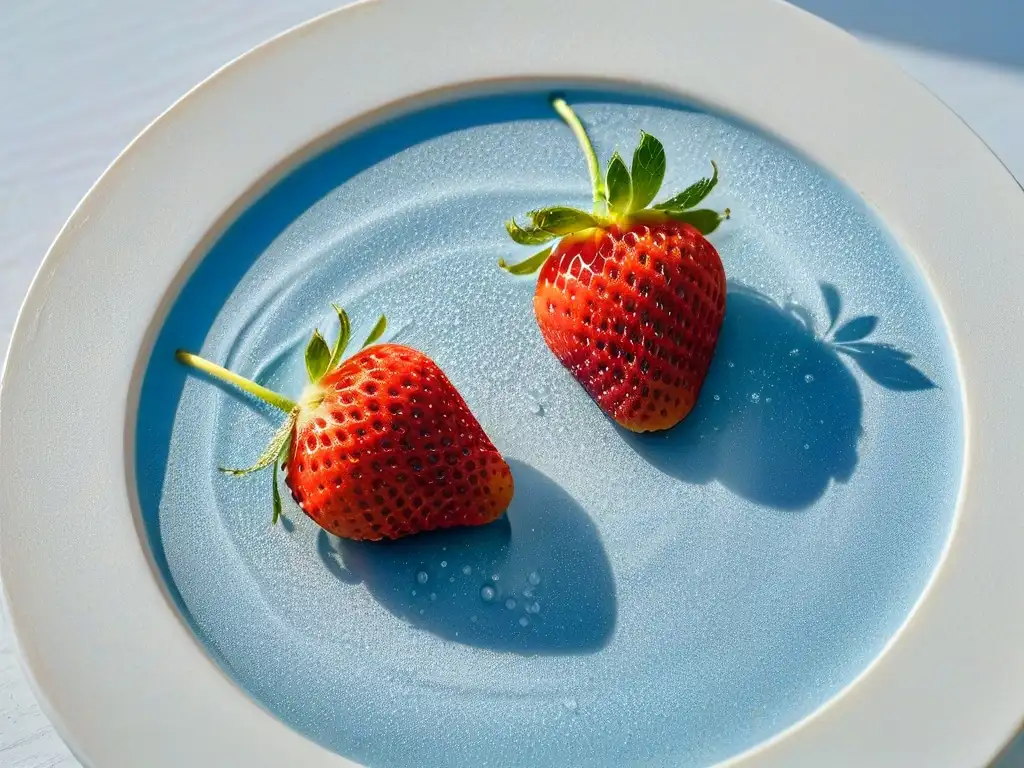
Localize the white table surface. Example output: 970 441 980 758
1 2 1023 766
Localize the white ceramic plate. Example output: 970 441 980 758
2 0 1023 766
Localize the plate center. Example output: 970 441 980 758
135 88 963 767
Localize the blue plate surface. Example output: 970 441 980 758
135 89 963 767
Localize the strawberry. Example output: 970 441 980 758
500 97 730 432
175 306 514 541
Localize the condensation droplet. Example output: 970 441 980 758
416 571 429 584
804 374 815 383
462 565 472 575
519 616 530 627
491 574 500 582
803 443 810 450
480 585 496 602
526 601 541 614
789 349 800 357
429 592 437 601
713 394 720 401
563 699 578 712
449 576 455 583
727 361 735 368
440 561 448 568
505 598 517 610
528 400 543 415
749 392 761 403
528 572 541 586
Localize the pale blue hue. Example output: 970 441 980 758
135 89 963 767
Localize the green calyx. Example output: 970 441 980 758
174 304 388 524
500 95 730 276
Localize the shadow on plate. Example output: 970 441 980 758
623 282 936 511
318 459 616 655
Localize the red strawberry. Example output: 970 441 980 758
500 97 730 432
176 306 514 541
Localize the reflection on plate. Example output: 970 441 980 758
135 89 962 767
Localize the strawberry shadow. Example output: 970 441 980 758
318 459 617 655
623 283 936 511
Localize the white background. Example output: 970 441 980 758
1 1 1022 766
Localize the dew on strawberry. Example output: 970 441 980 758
501 96 731 433
175 304 514 540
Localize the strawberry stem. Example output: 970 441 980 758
175 350 297 413
552 96 606 215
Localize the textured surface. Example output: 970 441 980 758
1 3 1024 768
535 221 726 431
284 345 514 540
136 90 960 767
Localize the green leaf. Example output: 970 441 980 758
498 246 552 276
605 152 632 216
629 131 666 212
305 329 331 382
654 161 718 211
361 315 387 349
221 407 299 477
506 218 557 246
327 304 351 370
529 206 598 235
271 459 282 525
662 208 728 235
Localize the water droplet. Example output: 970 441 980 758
789 349 800 357
803 443 810 450
713 394 720 401
419 609 425 615
528 572 541 586
505 598 517 610
480 585 496 602
526 601 541 614
523 588 534 599
749 392 761 403
804 374 815 383
429 592 437 601
440 560 448 568
563 699 578 712
519 616 530 627
411 590 417 597
470 615 478 623
449 576 455 583
727 361 735 368
765 396 772 403
491 574 500 582
528 400 543 415
416 571 429 584
462 565 472 575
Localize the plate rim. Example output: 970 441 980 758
2 0 1023 766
